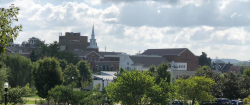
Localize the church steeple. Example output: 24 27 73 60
87 23 99 52
92 23 95 36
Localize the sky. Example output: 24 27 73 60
1 0 250 61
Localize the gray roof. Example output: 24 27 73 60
141 48 187 56
73 51 122 57
130 56 168 67
98 51 122 57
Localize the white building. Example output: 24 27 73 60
85 71 116 91
119 54 168 71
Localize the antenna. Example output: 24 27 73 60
105 46 106 52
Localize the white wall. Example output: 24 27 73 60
119 54 134 71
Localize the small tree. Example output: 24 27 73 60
175 76 215 105
32 57 63 98
76 60 93 88
7 86 27 105
106 70 170 105
59 59 67 70
63 64 80 86
156 63 170 84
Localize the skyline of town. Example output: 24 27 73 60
2 0 250 60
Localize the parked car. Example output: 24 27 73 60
231 100 243 105
203 98 232 105
172 101 189 105
216 98 232 105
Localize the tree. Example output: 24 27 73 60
221 72 240 99
106 70 171 105
0 62 8 102
59 59 67 70
63 64 80 86
155 63 170 84
175 76 215 105
76 60 93 88
0 53 33 87
58 51 80 65
32 57 63 98
199 52 211 66
0 4 22 54
243 68 250 77
47 41 60 57
30 50 39 62
195 66 223 98
148 65 156 77
7 86 27 104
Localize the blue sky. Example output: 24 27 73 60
1 0 250 60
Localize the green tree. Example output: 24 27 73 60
221 72 240 99
63 64 80 86
0 4 22 54
106 70 170 105
59 59 67 70
148 65 156 77
58 51 80 65
0 53 33 87
47 41 60 57
30 50 39 62
199 52 211 66
7 86 27 105
32 57 63 98
175 76 215 105
0 62 8 102
243 68 250 77
195 66 223 98
156 63 170 84
76 60 93 88
238 66 245 75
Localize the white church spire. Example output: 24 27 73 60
87 23 99 50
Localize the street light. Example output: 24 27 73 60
4 82 9 105
170 61 175 105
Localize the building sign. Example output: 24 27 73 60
169 63 187 70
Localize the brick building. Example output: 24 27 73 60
74 51 121 71
141 48 200 71
59 32 89 51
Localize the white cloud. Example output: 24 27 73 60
3 0 250 61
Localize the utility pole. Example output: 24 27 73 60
105 46 106 52
170 61 174 105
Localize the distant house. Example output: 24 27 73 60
212 62 238 74
141 48 200 71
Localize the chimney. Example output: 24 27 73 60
228 62 230 64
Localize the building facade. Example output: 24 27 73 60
59 32 89 51
141 48 200 71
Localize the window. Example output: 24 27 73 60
82 57 85 60
127 67 129 70
127 62 129 65
86 57 89 61
94 58 96 61
91 63 92 66
90 57 92 61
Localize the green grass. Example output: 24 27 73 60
23 94 41 98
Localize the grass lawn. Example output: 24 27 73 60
23 94 41 99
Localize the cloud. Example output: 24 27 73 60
3 0 250 61
101 0 250 27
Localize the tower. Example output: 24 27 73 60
87 23 99 52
